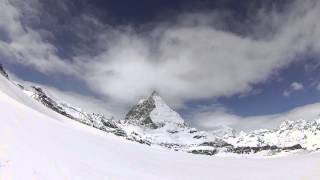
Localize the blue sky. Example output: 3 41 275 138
1 0 320 130
183 58 320 116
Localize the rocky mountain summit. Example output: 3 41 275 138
125 91 186 129
1 64 320 156
125 91 159 128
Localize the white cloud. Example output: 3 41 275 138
72 0 320 107
14 79 124 118
33 84 123 118
192 102 320 132
291 82 304 91
2 0 320 111
0 0 73 74
283 81 304 97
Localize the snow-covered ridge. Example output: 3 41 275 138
226 120 320 151
1 65 320 156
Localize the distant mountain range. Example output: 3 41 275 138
2 64 320 156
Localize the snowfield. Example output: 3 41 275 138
1 76 320 180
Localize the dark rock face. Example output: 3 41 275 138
282 144 303 151
193 138 304 155
17 84 25 89
189 129 198 133
193 135 206 139
231 145 278 154
125 93 158 128
230 144 303 154
190 149 218 156
32 86 74 119
112 129 127 137
101 118 118 129
167 130 179 134
0 64 9 79
200 139 233 149
126 135 152 145
159 143 185 151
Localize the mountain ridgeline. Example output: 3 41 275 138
1 65 320 156
125 91 158 129
0 64 9 79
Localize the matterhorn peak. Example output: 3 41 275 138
125 91 185 129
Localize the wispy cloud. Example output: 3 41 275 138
291 82 304 91
0 0 73 74
9 72 123 118
283 81 304 97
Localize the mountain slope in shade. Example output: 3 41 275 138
1 66 320 179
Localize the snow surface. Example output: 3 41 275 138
1 75 320 179
150 94 185 125
225 120 320 151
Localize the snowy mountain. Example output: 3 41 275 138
1 64 320 156
124 91 185 128
225 120 320 153
19 84 149 144
122 91 217 150
1 64 320 179
25 86 115 128
120 90 320 155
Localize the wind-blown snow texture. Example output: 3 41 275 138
1 66 320 179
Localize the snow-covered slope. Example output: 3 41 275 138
1 66 320 179
1 64 320 157
18 84 154 145
150 91 185 125
23 86 113 128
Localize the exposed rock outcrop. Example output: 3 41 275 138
0 64 9 79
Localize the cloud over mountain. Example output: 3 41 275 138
1 0 320 109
